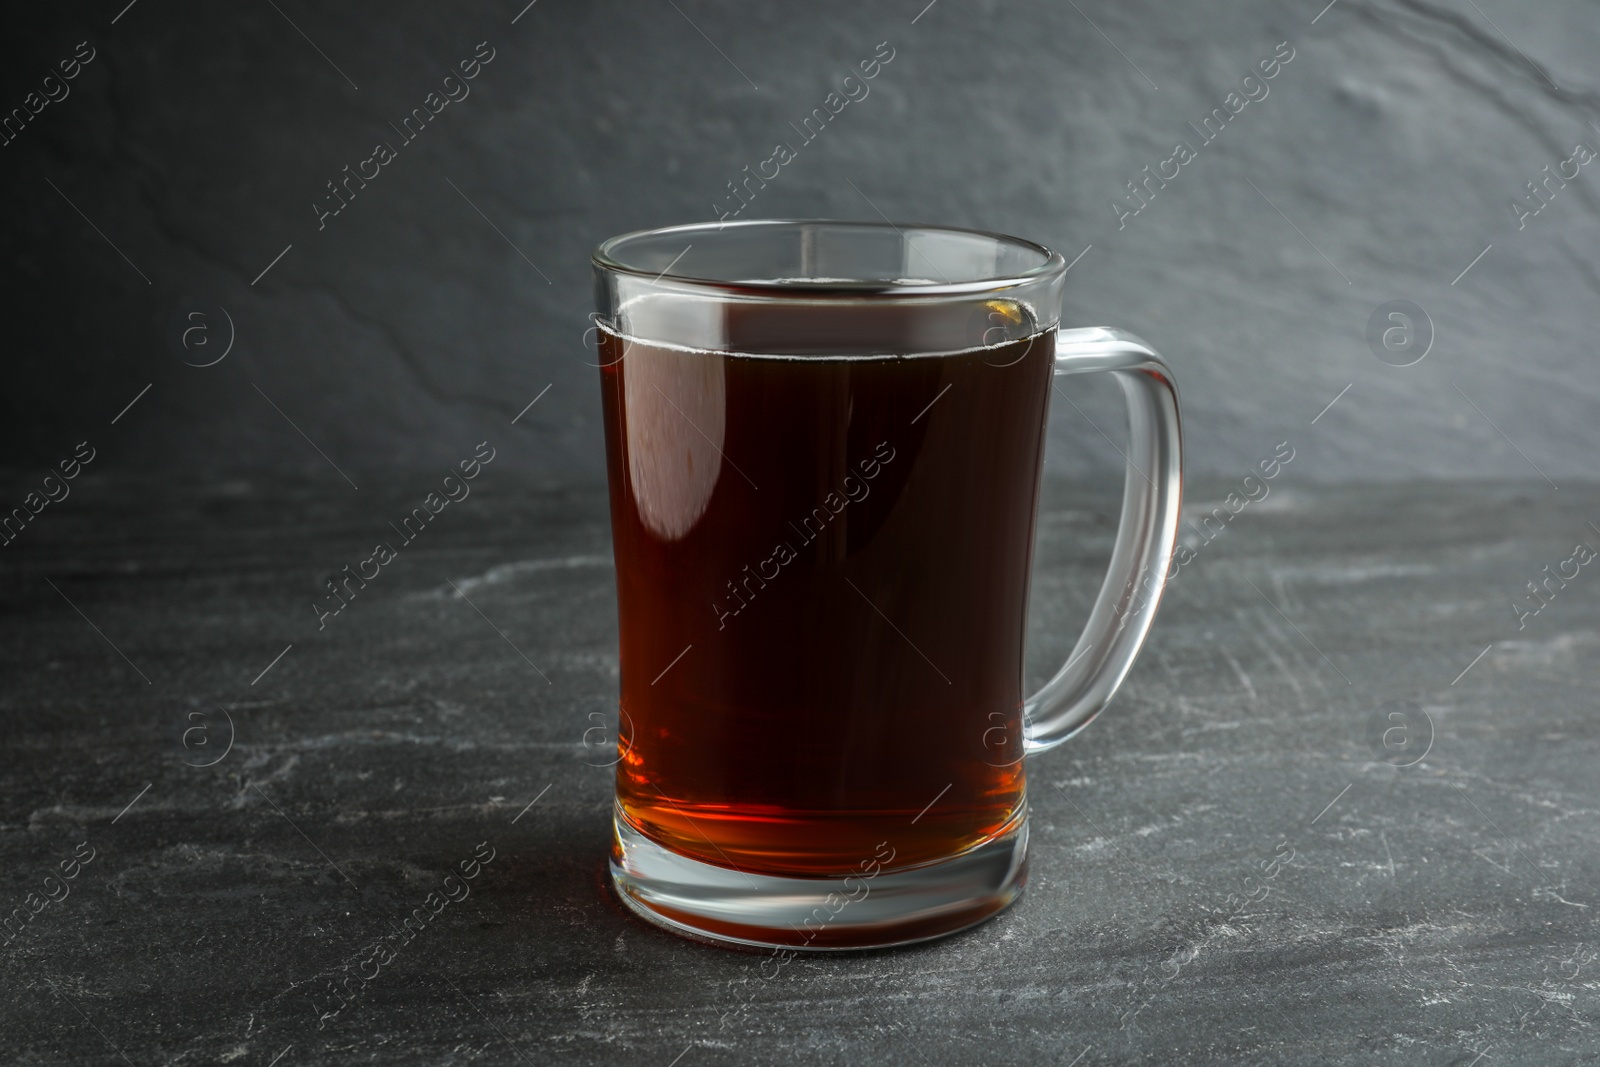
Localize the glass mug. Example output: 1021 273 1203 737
592 220 1181 950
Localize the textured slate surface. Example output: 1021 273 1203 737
2 472 1597 1065
1 0 1596 483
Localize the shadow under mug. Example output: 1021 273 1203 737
592 220 1182 951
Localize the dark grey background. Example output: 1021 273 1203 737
3 0 1593 485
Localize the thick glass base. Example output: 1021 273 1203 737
610 805 1029 951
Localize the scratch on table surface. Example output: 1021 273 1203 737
1250 624 1308 708
1531 885 1590 909
1221 650 1258 704
1269 569 1298 616
1194 719 1242 733
1496 631 1600 667
1271 561 1439 585
1472 845 1514 875
426 555 614 597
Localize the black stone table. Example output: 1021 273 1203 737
3 473 1597 1065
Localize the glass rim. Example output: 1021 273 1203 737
591 218 1068 298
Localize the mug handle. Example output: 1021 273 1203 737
1023 327 1184 753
